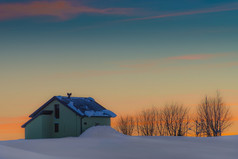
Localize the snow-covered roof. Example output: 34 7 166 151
22 96 116 128
55 96 116 118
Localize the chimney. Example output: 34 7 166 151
67 93 72 98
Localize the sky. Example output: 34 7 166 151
0 0 238 140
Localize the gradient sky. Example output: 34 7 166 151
0 0 238 140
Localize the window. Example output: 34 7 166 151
54 123 59 133
54 104 59 119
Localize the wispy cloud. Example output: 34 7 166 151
120 53 228 69
0 0 134 21
124 3 238 22
50 53 237 78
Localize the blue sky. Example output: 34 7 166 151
1 0 238 59
0 0 238 139
0 0 237 85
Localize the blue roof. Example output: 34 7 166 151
57 96 106 114
22 96 116 128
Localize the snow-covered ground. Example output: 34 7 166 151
0 126 237 159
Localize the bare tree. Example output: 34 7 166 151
116 115 135 136
196 91 232 137
155 108 167 136
135 115 141 136
135 108 157 136
194 117 204 137
162 103 190 136
196 96 212 137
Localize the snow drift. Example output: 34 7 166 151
0 126 238 159
80 126 124 138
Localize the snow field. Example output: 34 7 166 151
0 126 237 159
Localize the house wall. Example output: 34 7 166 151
41 115 52 138
25 115 53 139
25 99 111 139
81 117 111 133
43 100 78 138
25 100 79 139
25 116 43 139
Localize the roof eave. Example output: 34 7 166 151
29 96 56 117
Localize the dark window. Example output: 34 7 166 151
54 123 59 133
84 122 87 125
54 104 59 119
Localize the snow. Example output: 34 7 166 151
84 110 117 117
84 110 105 117
84 110 95 117
102 110 117 117
1 126 238 159
0 145 60 159
80 126 125 138
68 102 114 117
55 96 116 117
67 101 84 116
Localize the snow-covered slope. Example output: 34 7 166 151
0 126 237 159
80 126 125 138
0 145 61 159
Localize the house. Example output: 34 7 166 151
22 93 117 139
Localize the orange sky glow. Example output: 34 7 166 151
0 100 237 140
0 0 237 141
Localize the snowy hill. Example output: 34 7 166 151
0 126 237 159
80 125 125 138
